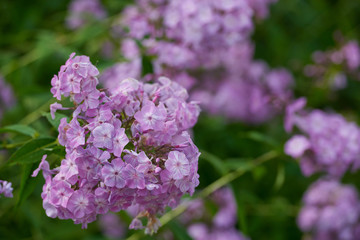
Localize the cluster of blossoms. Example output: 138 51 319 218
66 0 106 29
284 98 360 177
119 0 255 69
102 0 258 81
0 75 15 122
298 179 360 240
285 98 360 238
99 0 294 123
110 0 278 72
34 53 200 233
0 180 13 198
191 42 294 123
178 188 249 240
304 35 360 90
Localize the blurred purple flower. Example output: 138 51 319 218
284 99 360 177
298 179 360 240
66 0 106 29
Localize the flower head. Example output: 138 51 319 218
37 53 200 233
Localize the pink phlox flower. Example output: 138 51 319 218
130 218 144 230
123 150 142 166
51 75 62 100
50 180 74 208
134 151 153 172
94 193 110 214
101 158 126 188
61 72 82 94
58 117 69 146
86 105 114 130
174 178 191 193
123 164 145 189
150 119 178 144
72 106 82 118
87 146 110 164
124 97 141 117
0 180 13 198
79 180 98 193
43 200 58 218
285 97 307 133
82 76 99 93
145 183 160 191
59 158 79 182
92 123 115 149
284 135 311 158
80 89 101 111
108 189 135 212
113 128 129 157
118 78 142 94
32 155 56 178
66 119 85 148
175 101 200 130
41 176 53 200
134 100 166 132
71 55 99 78
50 103 68 120
76 157 99 181
67 190 95 219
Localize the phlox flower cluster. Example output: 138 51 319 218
284 98 360 177
99 0 293 124
120 0 255 70
304 35 360 90
0 75 15 122
191 42 294 123
66 0 106 29
34 53 200 233
102 0 258 83
179 188 249 240
109 0 279 72
298 179 360 240
0 180 13 198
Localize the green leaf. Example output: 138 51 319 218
252 165 267 181
141 54 154 77
244 131 279 147
50 145 66 158
42 112 69 129
8 138 56 165
15 164 39 208
167 221 193 240
224 158 252 170
0 124 38 138
230 185 248 235
274 164 285 191
199 149 228 175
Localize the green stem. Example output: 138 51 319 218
0 141 31 149
19 98 55 125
